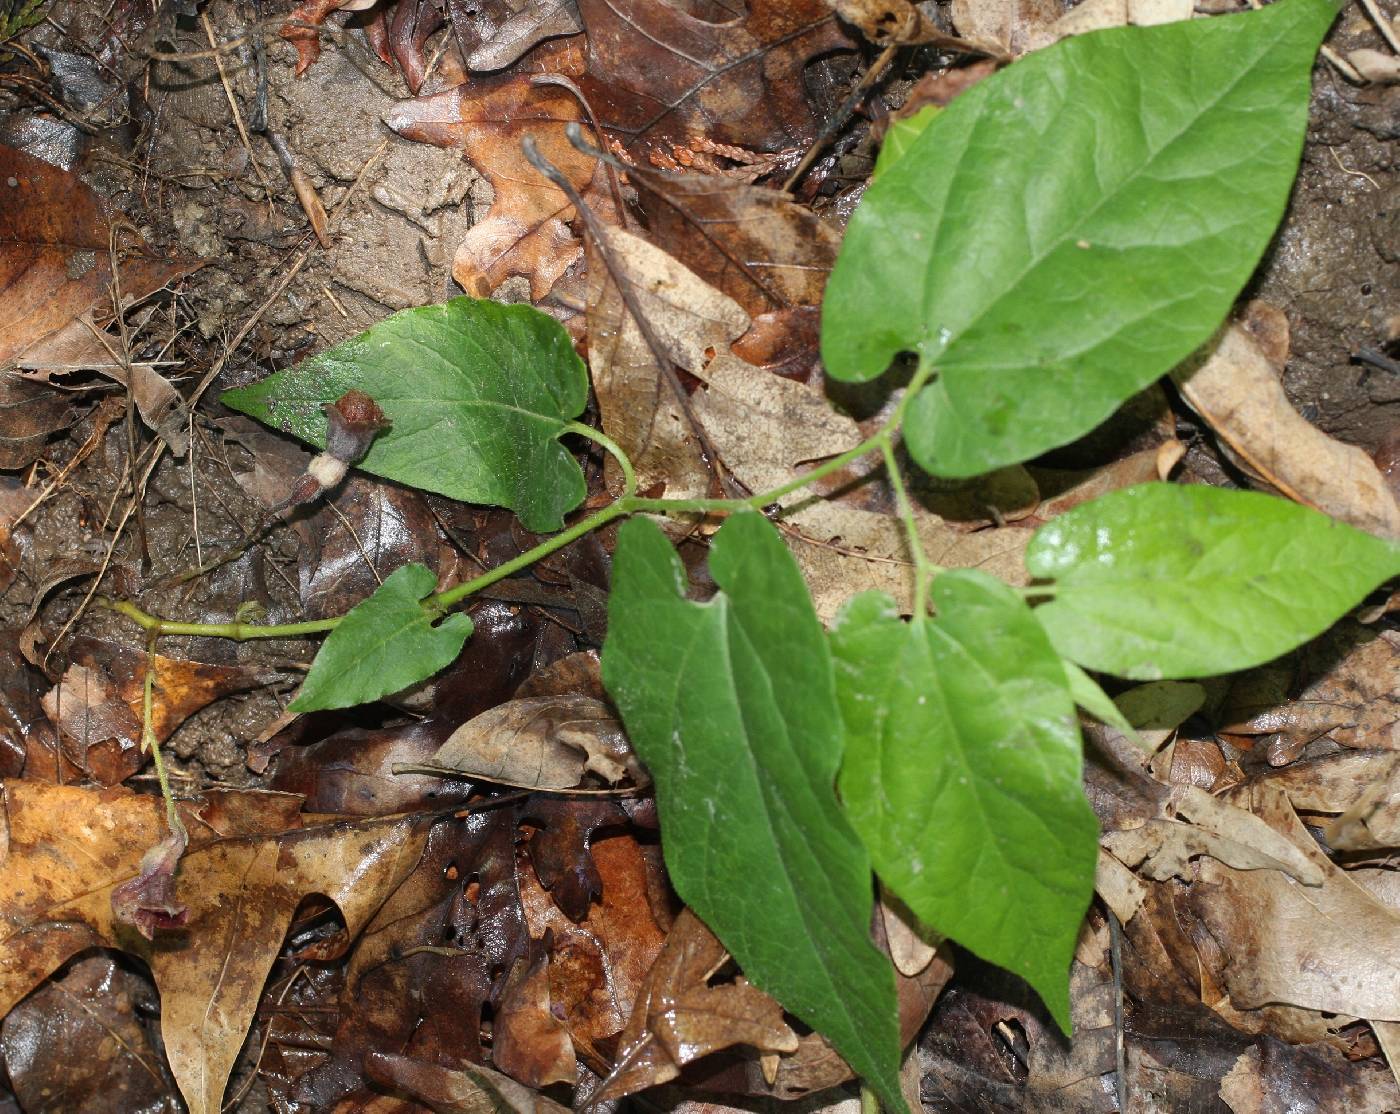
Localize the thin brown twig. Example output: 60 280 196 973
783 43 898 193
200 10 276 206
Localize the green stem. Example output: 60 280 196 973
141 635 186 839
104 360 940 642
565 421 637 498
881 435 937 618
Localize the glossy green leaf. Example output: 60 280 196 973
830 575 1096 1031
291 563 473 712
221 298 588 533
1027 484 1400 680
822 0 1338 477
601 513 905 1113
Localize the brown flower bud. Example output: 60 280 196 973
324 389 390 465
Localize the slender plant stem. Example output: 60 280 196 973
565 421 638 498
104 361 940 642
880 435 937 618
141 634 186 839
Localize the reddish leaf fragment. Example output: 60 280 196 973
576 0 854 158
0 144 195 365
526 797 625 921
280 0 344 76
590 908 798 1105
494 935 578 1087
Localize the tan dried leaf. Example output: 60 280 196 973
0 780 427 1114
494 944 577 1087
1190 783 1400 1021
430 695 642 790
366 1051 572 1114
591 908 799 1105
1174 309 1400 540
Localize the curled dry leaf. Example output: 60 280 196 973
384 56 616 301
1186 783 1400 1022
0 144 195 366
428 694 644 790
366 1051 572 1114
1263 750 1400 852
450 0 584 72
1174 308 1400 541
493 938 577 1087
590 907 799 1106
0 780 428 1114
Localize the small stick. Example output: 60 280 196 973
200 11 276 204
1360 0 1400 54
783 43 898 193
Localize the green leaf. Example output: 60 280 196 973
830 575 1096 1031
822 0 1338 477
291 563 473 712
1027 484 1400 680
1062 660 1136 738
872 105 940 179
221 298 589 533
601 513 905 1113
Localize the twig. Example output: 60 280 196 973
783 43 898 193
200 10 276 205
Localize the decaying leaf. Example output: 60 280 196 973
0 370 74 470
384 60 616 301
428 694 644 790
366 1051 572 1114
450 0 584 72
41 638 276 785
1188 783 1400 1022
950 0 1060 53
0 780 428 1114
1174 308 1400 541
0 144 194 365
577 0 854 158
590 908 799 1105
494 939 577 1087
1263 750 1400 852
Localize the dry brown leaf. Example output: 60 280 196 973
41 638 276 785
0 144 194 366
429 694 643 789
0 371 73 470
1190 782 1400 1021
365 1051 572 1114
384 57 614 301
1222 624 1400 754
1174 309 1400 540
631 168 840 316
1034 0 1192 43
494 942 577 1087
879 888 940 978
1264 750 1400 851
519 829 667 1065
0 780 428 1114
452 0 584 72
1220 1040 1400 1114
1350 48 1400 84
577 0 854 158
950 0 1060 54
590 908 798 1105
824 0 956 46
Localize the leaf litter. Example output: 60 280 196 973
0 0 1399 1110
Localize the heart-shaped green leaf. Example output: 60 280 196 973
602 513 906 1114
822 0 1338 477
1027 484 1400 679
291 563 473 712
222 298 588 533
831 575 1096 1031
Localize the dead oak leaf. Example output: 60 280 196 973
0 144 196 366
385 58 616 301
0 780 428 1114
590 907 798 1106
577 0 855 158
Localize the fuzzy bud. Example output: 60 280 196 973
324 390 389 465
